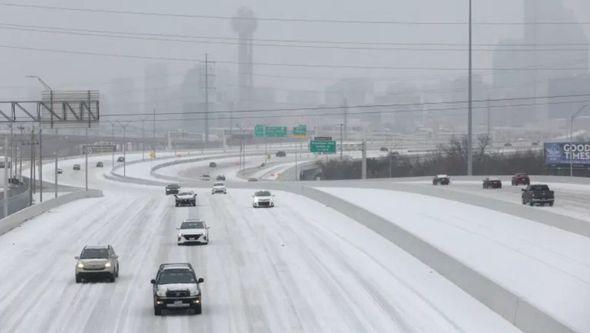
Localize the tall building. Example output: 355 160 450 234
144 63 171 130
107 78 138 122
492 0 588 126
232 7 257 108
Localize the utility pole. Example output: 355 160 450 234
204 53 210 145
153 108 156 157
467 0 473 176
342 99 348 143
85 147 89 191
142 119 145 160
569 104 589 177
361 139 367 180
339 123 344 160
54 152 58 198
486 96 491 138
38 127 43 203
122 124 128 176
4 136 8 217
29 128 34 205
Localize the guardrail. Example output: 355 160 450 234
0 189 103 236
0 178 31 219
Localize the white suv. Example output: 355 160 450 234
211 182 227 194
252 191 275 208
177 220 209 245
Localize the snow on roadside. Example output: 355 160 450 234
318 187 590 333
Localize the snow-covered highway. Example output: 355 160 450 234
0 152 521 332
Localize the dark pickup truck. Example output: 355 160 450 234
522 184 554 206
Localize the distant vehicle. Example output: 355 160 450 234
117 156 125 163
379 147 389 152
482 178 502 189
211 182 227 195
522 184 554 206
56 168 63 175
73 164 81 171
511 173 530 186
75 245 119 283
165 184 181 195
177 220 209 245
504 143 512 147
151 263 204 316
532 141 540 146
175 191 197 207
216 175 226 181
0 160 11 168
275 151 286 157
209 162 217 168
200 174 211 181
432 174 450 185
248 177 258 182
96 161 104 168
252 190 274 208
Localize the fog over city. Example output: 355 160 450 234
1 0 590 136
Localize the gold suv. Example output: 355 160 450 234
75 245 119 283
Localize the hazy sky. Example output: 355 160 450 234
1 0 589 111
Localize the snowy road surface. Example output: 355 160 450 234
0 154 522 332
318 187 590 333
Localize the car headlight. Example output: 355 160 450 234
105 262 112 268
77 262 84 268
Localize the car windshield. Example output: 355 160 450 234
178 192 193 196
80 248 108 259
255 191 271 197
158 269 196 284
181 222 204 229
530 185 549 191
168 184 180 189
214 183 224 186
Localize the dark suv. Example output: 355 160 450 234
522 184 555 206
511 173 530 186
165 183 181 195
151 263 205 316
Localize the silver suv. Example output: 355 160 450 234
75 245 119 283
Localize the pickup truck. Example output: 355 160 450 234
522 184 554 206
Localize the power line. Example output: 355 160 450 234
3 3 590 26
99 92 590 118
1 43 588 71
95 99 590 123
1 23 588 52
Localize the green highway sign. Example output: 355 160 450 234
292 125 307 137
310 140 336 154
254 125 265 137
265 126 288 137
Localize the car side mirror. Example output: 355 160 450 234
113 255 119 259
206 226 210 229
150 279 156 284
74 256 79 260
197 277 204 284
521 189 525 191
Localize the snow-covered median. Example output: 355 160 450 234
318 187 590 333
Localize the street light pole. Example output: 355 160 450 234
122 124 128 177
466 0 473 176
569 104 589 177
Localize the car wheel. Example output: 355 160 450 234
529 201 534 206
109 274 116 283
75 275 82 283
175 203 179 207
193 304 202 315
154 306 162 316
549 202 554 207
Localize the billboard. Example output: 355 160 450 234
544 142 590 166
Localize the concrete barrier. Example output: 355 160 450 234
283 184 575 333
0 189 103 237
